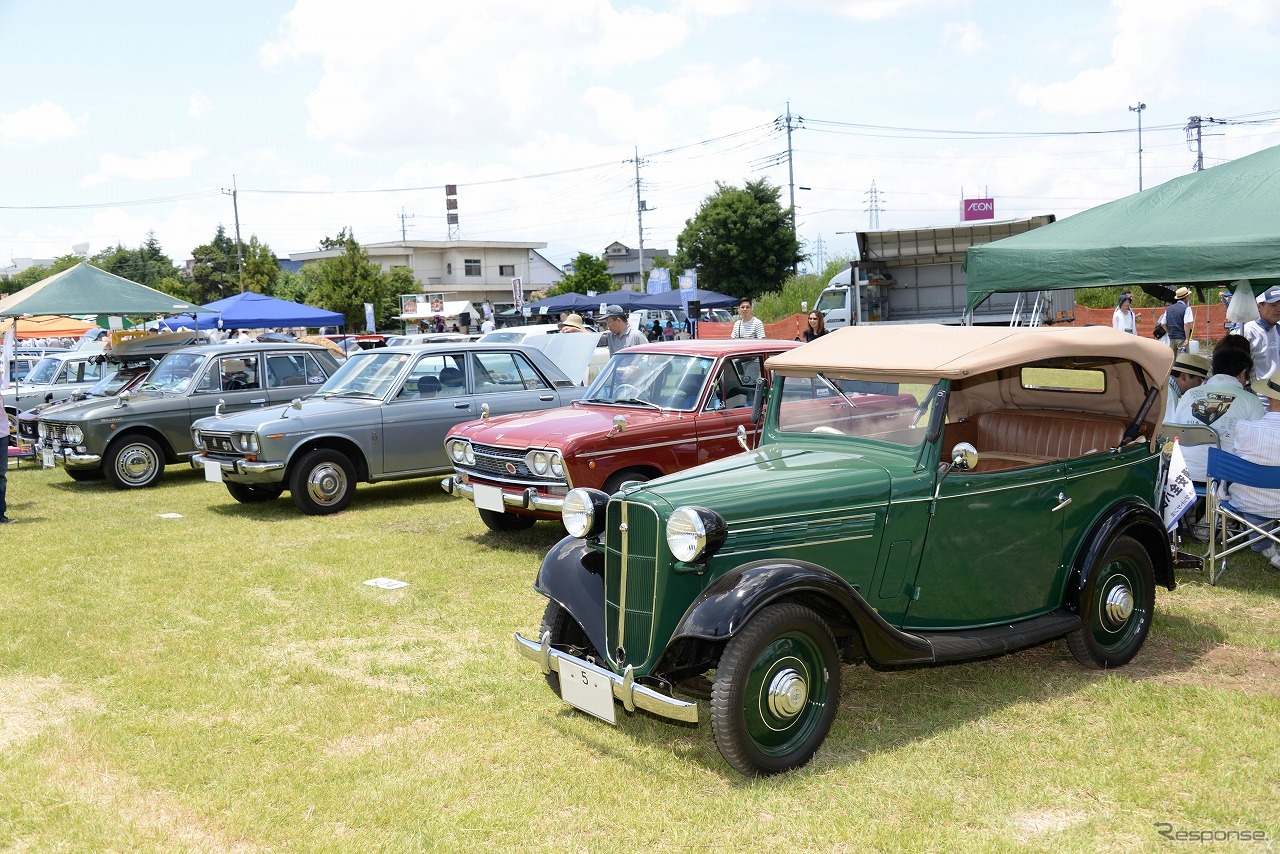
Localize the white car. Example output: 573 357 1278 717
479 324 609 383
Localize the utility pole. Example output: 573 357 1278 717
398 206 416 241
776 102 803 271
222 177 244 292
634 147 649 290
1185 115 1225 172
1129 102 1146 191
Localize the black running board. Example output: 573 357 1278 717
911 611 1083 663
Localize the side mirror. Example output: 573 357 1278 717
215 398 226 417
750 377 768 425
950 442 978 471
608 414 627 437
291 398 304 410
115 390 131 410
736 424 750 452
481 402 491 421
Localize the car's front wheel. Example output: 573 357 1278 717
478 508 536 532
711 603 841 776
289 449 356 515
1067 534 1155 669
226 482 285 504
103 435 165 489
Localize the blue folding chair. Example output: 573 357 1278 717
1205 446 1280 585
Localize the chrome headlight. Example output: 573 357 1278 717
233 432 260 454
191 427 203 449
562 488 608 539
666 506 729 563
64 425 84 445
549 452 564 478
447 439 474 465
526 449 550 476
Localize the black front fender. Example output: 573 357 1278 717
670 560 934 667
1069 499 1174 607
532 535 608 659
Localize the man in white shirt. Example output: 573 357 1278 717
730 299 765 339
1165 352 1209 423
1224 376 1280 568
480 316 496 335
1243 285 1280 383
1171 347 1264 482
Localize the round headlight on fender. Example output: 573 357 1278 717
666 506 729 563
562 488 609 539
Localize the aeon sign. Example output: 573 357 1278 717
962 198 995 221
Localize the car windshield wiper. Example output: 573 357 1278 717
326 390 381 399
614 397 662 411
579 396 613 404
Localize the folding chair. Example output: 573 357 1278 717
1205 446 1280 585
1162 423 1220 541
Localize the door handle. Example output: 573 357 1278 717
250 398 266 405
539 394 554 401
454 402 470 409
1051 492 1072 512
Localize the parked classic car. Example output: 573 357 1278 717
442 339 799 531
7 346 108 415
515 325 1178 776
36 342 340 488
190 342 590 515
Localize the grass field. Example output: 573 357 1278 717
1 462 1278 851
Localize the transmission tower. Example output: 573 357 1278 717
864 182 884 229
445 185 460 240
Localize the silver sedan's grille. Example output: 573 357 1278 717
199 432 238 454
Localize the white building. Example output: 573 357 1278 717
290 240 563 312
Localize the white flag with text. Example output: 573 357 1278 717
1162 438 1197 531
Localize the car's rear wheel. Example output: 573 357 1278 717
478 508 536 532
711 603 841 776
66 467 103 482
289 449 356 515
540 602 602 698
1067 535 1155 669
103 435 165 489
226 482 285 504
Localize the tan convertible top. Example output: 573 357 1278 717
766 324 1174 382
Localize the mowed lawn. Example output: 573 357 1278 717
1 462 1278 851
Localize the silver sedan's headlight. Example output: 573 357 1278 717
64 425 84 445
666 506 729 563
526 449 550 476
562 488 609 539
233 433 260 454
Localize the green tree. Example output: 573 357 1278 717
271 267 320 306
189 225 240 303
318 228 351 251
90 232 179 288
550 252 613 296
674 178 804 301
240 235 279 295
3 254 81 289
308 231 395 329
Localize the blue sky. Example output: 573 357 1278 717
2 0 1278 272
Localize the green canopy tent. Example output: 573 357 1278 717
964 143 1280 311
0 261 206 318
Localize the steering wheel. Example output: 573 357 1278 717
614 384 642 400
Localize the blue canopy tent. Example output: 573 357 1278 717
161 292 344 331
633 288 739 310
520 290 650 317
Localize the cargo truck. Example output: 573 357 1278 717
816 216 1074 328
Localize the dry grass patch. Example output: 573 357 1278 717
0 675 98 751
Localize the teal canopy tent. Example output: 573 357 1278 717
0 262 206 317
964 143 1280 311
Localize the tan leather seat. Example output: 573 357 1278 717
947 410 1126 470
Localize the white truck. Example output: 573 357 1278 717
816 216 1074 328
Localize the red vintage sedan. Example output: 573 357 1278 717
442 339 799 531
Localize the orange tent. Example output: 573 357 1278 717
1 315 95 340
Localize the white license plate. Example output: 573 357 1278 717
559 659 616 724
203 460 224 483
42 449 56 469
473 482 505 513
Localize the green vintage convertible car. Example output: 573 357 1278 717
516 324 1178 776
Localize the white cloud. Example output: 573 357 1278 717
188 92 213 119
0 101 83 147
81 146 208 187
943 21 986 57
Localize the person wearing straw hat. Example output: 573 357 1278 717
1222 375 1280 568
1165 351 1210 423
557 313 587 333
1244 285 1280 383
1112 292 1137 334
1165 286 1195 354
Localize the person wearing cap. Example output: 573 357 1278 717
1165 286 1195 354
1170 347 1264 483
1222 376 1280 568
1112 293 1137 334
558 313 587 334
1165 351 1210 422
602 305 647 355
1244 285 1280 383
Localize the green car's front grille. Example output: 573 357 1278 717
604 500 660 672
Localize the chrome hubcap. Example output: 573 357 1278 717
767 668 807 719
306 463 347 505
1105 584 1134 626
118 446 157 482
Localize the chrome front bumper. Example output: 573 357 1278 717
442 474 566 513
190 452 286 482
62 450 103 469
513 630 699 724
